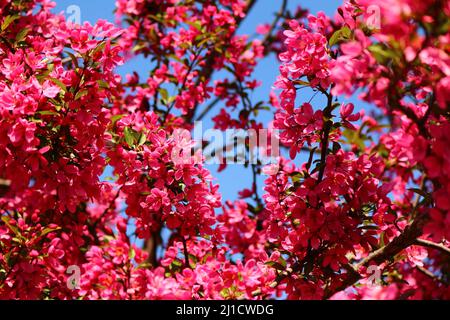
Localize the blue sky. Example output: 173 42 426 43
52 0 345 203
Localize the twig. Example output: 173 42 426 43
317 90 334 183
182 236 191 268
195 97 220 121
261 0 288 54
415 266 448 285
251 163 263 207
161 49 202 124
414 238 450 256
323 214 427 299
92 186 122 230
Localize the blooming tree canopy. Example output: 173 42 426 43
0 0 449 300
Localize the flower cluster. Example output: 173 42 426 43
107 112 221 239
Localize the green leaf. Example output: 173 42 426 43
1 216 20 238
220 288 230 299
380 231 385 247
75 89 88 100
196 35 211 48
37 110 59 116
341 26 351 38
368 44 397 64
129 247 136 260
132 43 147 52
65 51 79 69
171 259 183 267
111 114 124 125
102 235 115 243
278 256 287 268
159 88 169 102
136 262 152 269
290 172 304 183
39 227 61 238
49 78 67 93
1 15 19 31
97 79 110 89
15 27 29 42
92 41 106 56
188 20 203 32
12 237 22 243
329 26 351 47
342 128 366 150
138 133 147 146
253 102 271 112
293 79 310 86
124 127 135 147
5 250 14 267
328 31 341 47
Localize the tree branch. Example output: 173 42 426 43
414 238 450 256
195 97 220 121
145 229 162 267
182 236 191 268
261 0 288 54
324 214 428 299
317 90 334 183
415 266 448 285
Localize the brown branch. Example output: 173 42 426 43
251 163 263 207
88 187 123 245
414 238 450 256
161 48 202 124
0 35 15 54
261 0 288 54
0 178 11 197
145 229 162 267
269 245 326 288
195 97 220 121
415 266 448 285
182 236 191 268
324 214 428 299
317 90 334 183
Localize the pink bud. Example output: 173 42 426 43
340 103 354 119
